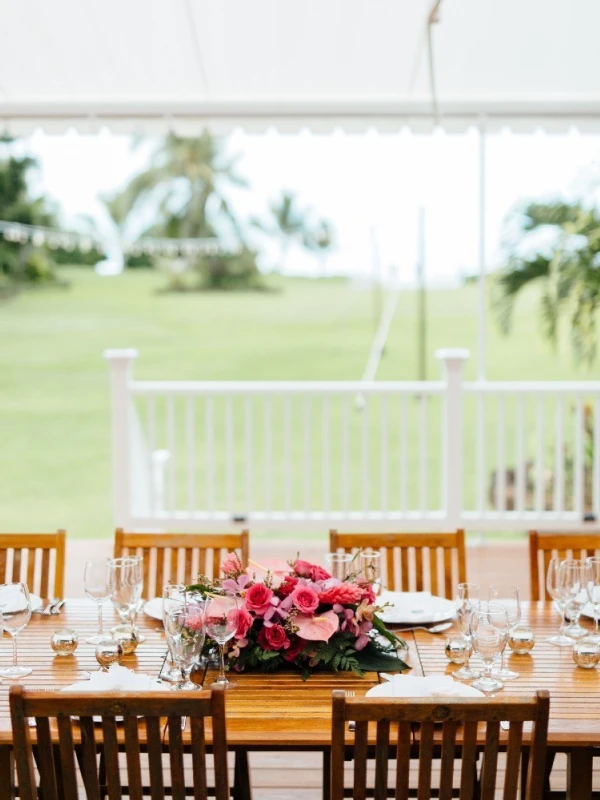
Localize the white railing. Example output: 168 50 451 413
105 349 600 533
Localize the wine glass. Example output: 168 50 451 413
558 559 590 640
358 551 381 594
586 557 600 643
0 582 33 678
546 557 574 646
470 602 509 693
205 592 239 689
164 598 205 691
325 553 353 581
489 584 521 680
84 559 111 644
108 556 143 625
453 583 482 680
162 584 188 682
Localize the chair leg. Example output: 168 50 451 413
521 748 555 799
322 750 331 800
233 749 252 800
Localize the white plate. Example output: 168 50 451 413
580 602 599 621
30 594 43 612
366 675 484 699
377 591 455 625
143 597 163 621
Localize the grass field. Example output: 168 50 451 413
0 267 595 539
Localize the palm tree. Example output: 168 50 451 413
304 219 335 276
113 132 248 242
256 191 316 272
496 199 600 365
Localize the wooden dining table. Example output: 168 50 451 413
0 599 599 799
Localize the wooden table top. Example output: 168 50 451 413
0 599 598 749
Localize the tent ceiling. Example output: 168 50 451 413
1 0 599 134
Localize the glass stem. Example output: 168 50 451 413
218 643 226 681
97 602 103 636
12 635 18 668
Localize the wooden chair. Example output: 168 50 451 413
529 530 600 600
10 685 230 800
114 528 249 598
0 530 66 599
329 529 466 598
331 690 550 800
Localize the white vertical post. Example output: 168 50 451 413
477 122 487 381
436 348 470 528
104 348 139 528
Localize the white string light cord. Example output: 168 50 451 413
0 220 236 258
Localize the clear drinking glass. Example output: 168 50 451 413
205 592 239 689
162 584 188 682
325 553 353 581
358 551 382 594
0 582 33 678
84 559 111 644
470 602 509 693
164 599 205 691
546 557 574 646
586 557 600 643
489 584 521 680
108 556 143 624
453 583 481 680
558 559 590 640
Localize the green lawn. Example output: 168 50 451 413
0 267 595 539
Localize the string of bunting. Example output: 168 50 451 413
0 220 236 258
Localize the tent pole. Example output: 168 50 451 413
477 121 487 381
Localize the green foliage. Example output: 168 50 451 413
496 199 600 365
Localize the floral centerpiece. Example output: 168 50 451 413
189 554 409 678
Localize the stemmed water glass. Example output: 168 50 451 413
84 559 111 644
489 584 521 680
205 592 239 689
470 602 509 693
0 582 33 678
558 559 590 640
546 557 574 646
453 583 481 680
107 556 143 627
585 557 600 643
162 584 188 682
163 596 205 691
358 551 382 594
325 553 353 581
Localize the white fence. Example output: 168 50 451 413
105 349 600 533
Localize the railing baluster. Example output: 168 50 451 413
342 395 350 512
361 398 369 513
244 396 253 515
147 396 156 516
400 394 408 512
264 396 272 515
574 394 584 516
496 394 506 513
284 396 292 512
226 396 234 514
186 396 195 514
322 396 331 515
594 395 600 520
535 395 544 516
420 393 428 514
205 397 215 514
303 397 311 514
380 396 389 514
516 394 525 513
476 392 485 514
167 395 176 513
554 396 564 515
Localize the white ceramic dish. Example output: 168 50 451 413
143 597 163 621
377 591 455 625
366 674 484 699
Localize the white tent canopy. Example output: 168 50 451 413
1 0 600 134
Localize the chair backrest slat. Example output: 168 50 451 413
10 687 231 800
529 530 600 600
329 530 466 598
114 529 250 594
0 531 65 598
331 691 550 800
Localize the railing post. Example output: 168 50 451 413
104 348 139 528
436 348 470 528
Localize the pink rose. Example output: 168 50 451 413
245 583 274 616
235 605 253 639
294 611 339 642
283 637 308 662
257 624 290 651
221 552 243 575
318 583 363 605
292 585 319 614
293 560 331 582
277 576 299 597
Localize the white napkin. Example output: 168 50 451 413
379 674 463 698
379 591 446 621
61 664 164 693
